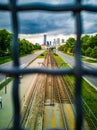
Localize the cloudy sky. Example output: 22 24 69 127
0 0 97 36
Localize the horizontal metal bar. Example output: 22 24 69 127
0 67 73 75
0 3 97 12
83 68 97 75
0 67 97 75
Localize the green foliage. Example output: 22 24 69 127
54 53 69 68
19 39 35 55
0 56 12 64
58 34 97 59
50 47 55 51
0 29 12 56
0 77 12 90
85 47 92 56
34 43 41 50
0 29 42 57
38 51 47 58
0 29 42 64
58 44 65 51
58 37 76 54
90 46 97 58
81 48 85 55
81 34 97 58
81 35 90 50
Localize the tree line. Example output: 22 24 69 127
0 29 41 57
58 34 97 58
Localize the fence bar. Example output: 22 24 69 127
1 3 97 12
74 0 83 130
10 0 21 129
0 0 97 130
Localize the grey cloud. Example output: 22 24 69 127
19 11 74 34
0 0 97 35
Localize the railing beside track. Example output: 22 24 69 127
64 75 97 129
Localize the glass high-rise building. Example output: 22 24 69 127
44 35 47 45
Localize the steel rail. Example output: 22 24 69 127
41 75 46 130
21 74 38 127
50 51 71 129
49 51 54 105
55 76 68 130
33 75 45 130
60 76 75 114
52 51 75 115
24 74 45 129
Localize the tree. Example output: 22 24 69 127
64 37 75 53
90 46 97 58
88 35 97 48
19 39 35 55
0 29 12 56
85 47 92 57
58 45 65 51
34 43 41 50
81 48 85 55
66 37 76 46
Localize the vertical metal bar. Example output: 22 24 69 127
74 0 83 130
10 0 20 129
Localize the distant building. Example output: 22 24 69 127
44 35 47 45
41 44 47 50
47 41 49 46
53 39 56 46
57 38 60 45
61 39 65 43
50 41 52 46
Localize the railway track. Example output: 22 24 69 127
43 51 75 130
21 50 89 130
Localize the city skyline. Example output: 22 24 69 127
19 33 76 45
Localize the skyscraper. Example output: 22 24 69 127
57 38 60 45
44 34 47 45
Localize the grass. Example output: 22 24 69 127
53 52 97 129
0 77 13 90
82 57 97 63
53 53 70 68
37 51 47 58
0 56 12 64
82 79 97 129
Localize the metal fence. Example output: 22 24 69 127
0 0 97 130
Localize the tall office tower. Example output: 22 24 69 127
47 41 49 46
44 34 47 45
50 41 52 46
53 39 56 46
57 38 60 45
62 39 65 43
